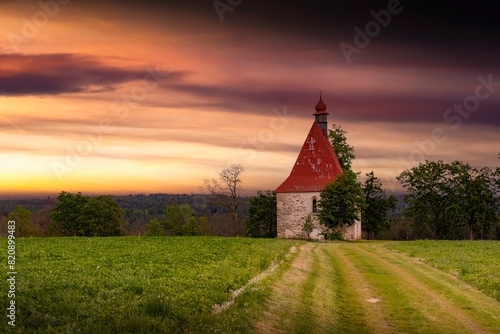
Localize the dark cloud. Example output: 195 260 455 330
330 94 500 126
185 0 500 70
0 53 187 96
160 83 500 126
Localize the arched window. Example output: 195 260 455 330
312 198 317 213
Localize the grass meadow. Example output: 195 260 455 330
2 237 499 333
386 240 500 302
1 236 295 333
255 241 500 333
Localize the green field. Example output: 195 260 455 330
257 241 500 334
1 236 294 333
3 238 500 333
386 240 500 302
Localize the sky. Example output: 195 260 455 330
0 0 499 199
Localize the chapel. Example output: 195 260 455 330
274 96 361 240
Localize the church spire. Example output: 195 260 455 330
313 92 329 138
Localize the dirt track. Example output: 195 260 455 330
255 242 500 334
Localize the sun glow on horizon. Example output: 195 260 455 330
0 1 498 199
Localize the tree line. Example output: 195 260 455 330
0 191 250 238
398 161 499 240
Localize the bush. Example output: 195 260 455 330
302 214 314 240
326 231 345 241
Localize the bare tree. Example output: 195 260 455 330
204 164 244 237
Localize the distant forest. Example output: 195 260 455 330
1 192 499 240
0 193 251 238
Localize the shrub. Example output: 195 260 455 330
327 231 345 241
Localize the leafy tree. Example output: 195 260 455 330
320 124 364 236
31 201 54 237
81 196 124 236
161 203 197 236
49 192 89 236
362 171 397 240
146 219 165 236
245 190 277 238
195 216 209 235
302 213 314 240
8 204 37 237
447 162 498 240
184 216 197 236
397 161 500 240
146 207 158 216
328 123 355 171
378 216 417 241
397 161 454 240
318 169 365 232
130 209 145 224
49 191 124 236
204 164 244 236
493 166 500 198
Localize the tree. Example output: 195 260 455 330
447 162 498 240
378 215 417 241
245 190 277 238
493 166 500 200
397 161 454 240
322 124 363 237
161 203 197 236
328 124 355 171
8 205 37 237
49 191 124 236
146 219 165 236
49 192 89 236
362 171 397 240
81 196 124 237
185 216 198 236
302 213 314 240
318 169 365 232
31 198 55 237
196 216 209 235
146 207 158 216
204 164 244 236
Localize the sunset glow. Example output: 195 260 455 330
1 0 499 198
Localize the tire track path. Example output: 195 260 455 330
254 242 500 334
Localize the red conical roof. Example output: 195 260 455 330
275 121 343 193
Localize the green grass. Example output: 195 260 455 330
293 246 320 333
0 236 293 333
258 242 500 334
386 240 500 302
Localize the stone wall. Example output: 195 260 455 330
276 192 361 241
